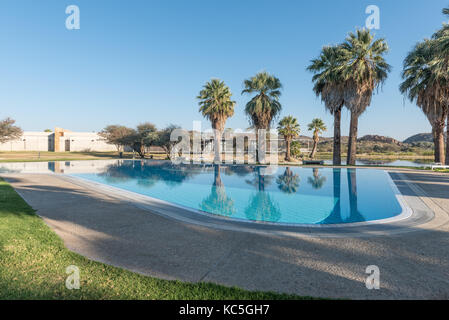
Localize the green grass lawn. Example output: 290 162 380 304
0 179 309 300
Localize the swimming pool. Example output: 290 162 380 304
64 160 404 225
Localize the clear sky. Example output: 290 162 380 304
0 0 448 140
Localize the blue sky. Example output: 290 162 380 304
0 0 447 140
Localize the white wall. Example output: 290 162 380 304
59 132 117 152
0 132 53 151
0 131 116 152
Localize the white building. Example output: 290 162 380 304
0 127 116 152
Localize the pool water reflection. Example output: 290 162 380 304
66 160 403 225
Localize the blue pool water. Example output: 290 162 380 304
68 160 403 225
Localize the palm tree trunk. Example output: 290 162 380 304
309 140 317 159
257 129 267 164
347 111 358 166
435 121 445 164
347 168 359 220
139 142 145 159
432 127 439 163
213 129 222 164
309 132 318 159
446 112 449 165
255 130 259 163
333 106 342 165
285 139 291 162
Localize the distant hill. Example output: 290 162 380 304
310 133 433 154
358 135 402 145
298 135 349 143
403 133 433 144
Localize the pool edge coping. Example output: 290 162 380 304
48 169 436 238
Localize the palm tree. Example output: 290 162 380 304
307 45 347 165
340 29 391 165
307 118 326 159
242 72 282 163
400 39 448 164
197 79 236 163
427 7 449 164
277 116 300 161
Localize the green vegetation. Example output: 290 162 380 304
0 178 310 300
0 151 120 163
99 125 135 153
290 141 302 159
0 118 22 144
316 136 434 158
277 116 301 161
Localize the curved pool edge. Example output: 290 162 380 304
53 171 436 238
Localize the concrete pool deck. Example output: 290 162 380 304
2 169 449 299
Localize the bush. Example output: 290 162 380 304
291 141 301 158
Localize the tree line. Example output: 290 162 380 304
99 123 180 159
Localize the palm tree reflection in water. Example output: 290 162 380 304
346 168 365 223
200 165 236 217
100 162 366 224
244 166 281 222
307 168 327 189
276 167 300 194
321 168 365 224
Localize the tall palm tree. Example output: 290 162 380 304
400 39 448 164
197 79 236 163
428 7 449 164
307 118 327 159
277 116 300 161
340 29 391 165
242 72 282 163
307 45 347 165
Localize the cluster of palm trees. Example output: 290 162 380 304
198 72 284 163
198 72 327 163
400 7 449 165
198 29 390 165
198 7 449 166
307 29 391 165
